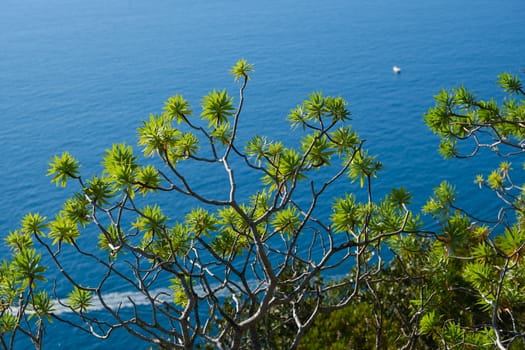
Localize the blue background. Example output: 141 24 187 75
1 0 524 348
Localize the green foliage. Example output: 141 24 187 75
305 71 525 350
438 138 458 158
5 63 525 349
288 93 351 130
97 224 126 255
370 192 421 235
13 60 397 348
137 114 181 158
169 277 192 307
419 71 525 348
330 126 360 154
135 164 161 195
47 151 80 187
102 143 139 193
185 208 216 237
330 194 363 233
348 150 383 187
47 213 80 245
171 131 200 160
419 311 441 336
271 206 301 236
61 194 91 227
422 181 456 218
425 72 525 158
498 72 523 94
210 122 232 145
1 219 54 349
133 204 169 245
5 230 33 251
0 313 17 334
229 58 255 82
29 290 54 321
496 225 525 260
21 213 47 236
67 286 93 313
12 248 47 288
200 89 235 127
261 146 307 192
390 186 412 206
163 94 192 123
211 228 248 257
301 132 335 167
299 302 393 350
82 176 115 207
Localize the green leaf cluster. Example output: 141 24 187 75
424 72 525 158
7 63 525 350
67 286 93 313
1 217 53 343
47 151 80 187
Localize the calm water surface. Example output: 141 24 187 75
1 0 524 348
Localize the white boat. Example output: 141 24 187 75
392 65 401 74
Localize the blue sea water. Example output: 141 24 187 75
1 0 525 348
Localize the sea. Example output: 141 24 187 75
1 0 524 348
